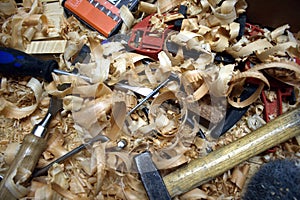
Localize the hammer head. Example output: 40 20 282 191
134 151 171 200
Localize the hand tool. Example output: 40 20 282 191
127 14 174 59
0 47 91 82
15 75 173 179
260 75 295 122
30 84 163 178
135 106 300 198
32 134 110 178
127 77 171 116
134 151 171 200
210 83 258 138
62 0 139 37
0 96 63 199
32 137 128 177
114 82 159 97
125 10 238 62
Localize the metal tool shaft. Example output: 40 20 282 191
32 134 109 177
0 97 62 199
127 78 170 116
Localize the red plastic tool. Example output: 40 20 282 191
245 23 265 37
243 61 294 123
127 14 174 59
261 78 293 122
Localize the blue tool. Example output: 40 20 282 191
0 47 91 82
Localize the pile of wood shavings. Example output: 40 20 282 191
0 0 300 199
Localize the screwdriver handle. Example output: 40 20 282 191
0 134 47 199
0 47 58 82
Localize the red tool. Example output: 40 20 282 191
245 23 265 37
261 77 294 122
243 61 294 123
127 14 174 59
127 5 188 59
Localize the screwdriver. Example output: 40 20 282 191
0 47 91 82
0 97 63 199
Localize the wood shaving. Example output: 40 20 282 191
0 0 299 199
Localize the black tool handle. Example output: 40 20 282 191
0 47 58 82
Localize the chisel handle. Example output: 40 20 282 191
163 107 300 197
0 134 47 199
0 47 58 82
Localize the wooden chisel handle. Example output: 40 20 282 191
163 107 300 197
0 134 47 199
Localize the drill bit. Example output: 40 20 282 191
32 134 110 178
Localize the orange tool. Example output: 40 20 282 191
63 0 139 37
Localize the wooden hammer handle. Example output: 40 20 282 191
163 107 300 197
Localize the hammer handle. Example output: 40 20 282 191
0 134 47 199
163 107 300 197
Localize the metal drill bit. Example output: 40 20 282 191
127 78 170 116
32 134 110 177
53 69 92 83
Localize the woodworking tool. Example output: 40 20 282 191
0 47 91 82
114 83 159 97
125 10 237 62
164 106 300 197
62 0 139 37
0 96 63 199
210 83 258 138
127 77 171 116
260 75 295 122
134 151 171 200
133 107 300 198
32 134 110 178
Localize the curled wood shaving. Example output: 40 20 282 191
0 0 17 16
138 1 157 14
0 0 50 50
1 0 300 199
226 38 273 58
5 167 29 199
204 64 235 97
250 61 300 86
179 188 208 200
0 78 42 119
227 71 269 108
230 164 250 189
120 5 135 32
157 0 181 13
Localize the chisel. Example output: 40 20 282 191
0 97 63 199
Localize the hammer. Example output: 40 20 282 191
134 106 300 199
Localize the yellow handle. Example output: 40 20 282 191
163 107 300 197
0 134 47 199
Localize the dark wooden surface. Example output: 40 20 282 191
246 0 300 32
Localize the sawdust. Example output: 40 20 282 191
0 0 299 199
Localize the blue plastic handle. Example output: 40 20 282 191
0 47 58 82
